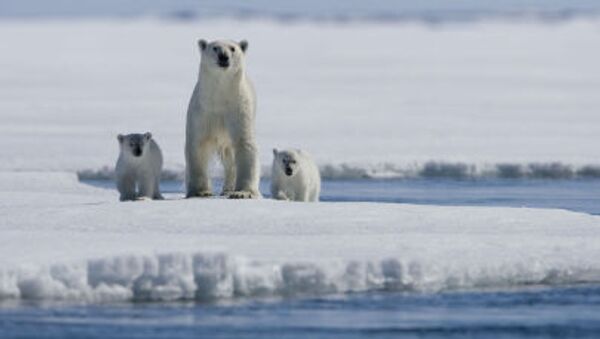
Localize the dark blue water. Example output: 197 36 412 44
318 179 600 215
3 178 599 338
2 285 600 338
106 178 600 215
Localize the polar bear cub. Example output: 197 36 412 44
185 39 261 199
271 149 321 202
116 132 163 201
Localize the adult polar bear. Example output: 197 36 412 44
185 39 261 199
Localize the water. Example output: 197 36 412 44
319 179 600 215
4 178 600 338
87 178 600 215
2 285 600 338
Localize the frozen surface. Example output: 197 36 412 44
2 0 600 21
1 171 600 302
1 19 600 179
1 19 600 303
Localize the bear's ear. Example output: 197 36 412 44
239 40 248 53
144 132 152 141
198 39 208 51
117 134 124 143
272 148 278 156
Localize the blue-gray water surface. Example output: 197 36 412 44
100 178 600 215
2 178 600 338
2 285 600 338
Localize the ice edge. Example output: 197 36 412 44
1 251 598 303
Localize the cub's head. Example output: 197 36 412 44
198 39 248 72
117 132 152 158
273 149 299 177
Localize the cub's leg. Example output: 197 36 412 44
152 176 163 200
137 171 157 200
117 173 137 201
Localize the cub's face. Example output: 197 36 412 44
118 132 152 158
198 39 248 72
273 149 298 177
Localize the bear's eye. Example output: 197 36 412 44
212 46 218 52
229 46 235 53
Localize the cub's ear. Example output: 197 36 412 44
144 132 152 141
239 40 248 53
272 148 278 156
117 134 124 143
198 39 208 51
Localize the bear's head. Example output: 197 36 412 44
273 149 299 177
117 132 152 158
198 39 248 73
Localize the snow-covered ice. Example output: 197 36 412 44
1 171 600 302
1 19 600 178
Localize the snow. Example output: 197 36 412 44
1 18 600 302
1 171 600 302
2 0 600 21
1 19 600 178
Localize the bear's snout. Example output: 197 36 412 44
217 53 230 67
285 167 293 176
132 147 143 157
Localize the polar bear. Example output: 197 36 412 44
115 132 163 201
271 149 321 202
185 39 260 199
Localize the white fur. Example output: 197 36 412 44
185 39 260 199
271 149 321 202
116 133 163 201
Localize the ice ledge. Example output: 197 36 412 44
2 251 598 303
77 161 600 182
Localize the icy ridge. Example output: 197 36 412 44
1 251 598 303
78 161 600 182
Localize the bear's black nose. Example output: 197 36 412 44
133 147 142 157
285 167 293 176
217 52 230 67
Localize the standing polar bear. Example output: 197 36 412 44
271 149 321 202
185 39 260 199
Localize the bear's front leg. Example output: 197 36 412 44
138 170 161 200
117 173 137 201
229 139 260 199
152 176 164 200
219 146 236 196
273 190 289 201
185 138 213 198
